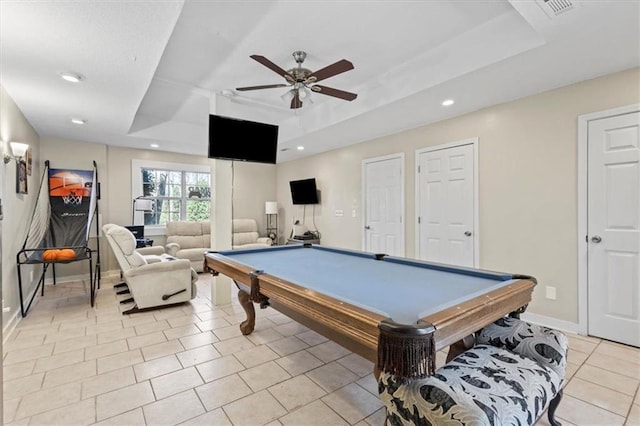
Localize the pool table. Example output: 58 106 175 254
204 244 536 378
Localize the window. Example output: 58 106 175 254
132 160 210 229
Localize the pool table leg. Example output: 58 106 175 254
446 334 475 362
238 289 256 335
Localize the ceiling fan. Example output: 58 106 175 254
236 51 357 109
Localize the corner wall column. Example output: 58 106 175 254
210 158 232 305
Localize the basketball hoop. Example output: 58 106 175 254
62 192 83 205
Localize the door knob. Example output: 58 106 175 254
364 226 371 230
591 235 602 243
464 231 472 237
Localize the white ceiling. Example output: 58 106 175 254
1 0 639 163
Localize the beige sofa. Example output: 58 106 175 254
232 219 273 249
165 221 211 272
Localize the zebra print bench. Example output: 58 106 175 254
378 318 568 425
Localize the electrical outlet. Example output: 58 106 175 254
545 286 557 300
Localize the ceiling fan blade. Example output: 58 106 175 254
291 92 303 109
311 85 357 101
236 84 289 91
250 55 294 82
306 59 354 83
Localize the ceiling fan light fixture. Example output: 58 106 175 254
281 89 295 103
239 51 357 109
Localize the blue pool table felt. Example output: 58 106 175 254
219 246 517 325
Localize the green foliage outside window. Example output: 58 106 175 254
141 167 210 225
187 200 210 221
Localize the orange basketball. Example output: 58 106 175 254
57 249 77 261
42 249 58 262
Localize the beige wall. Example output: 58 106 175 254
276 67 640 323
277 150 366 247
1 86 41 335
38 140 276 273
231 161 277 240
105 146 212 233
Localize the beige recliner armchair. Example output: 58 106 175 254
165 221 211 272
232 219 273 249
103 224 198 314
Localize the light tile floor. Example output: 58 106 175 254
3 275 640 425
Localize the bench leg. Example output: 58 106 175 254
446 334 475 362
547 389 563 426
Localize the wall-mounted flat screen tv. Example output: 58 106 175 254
208 114 278 164
290 178 319 205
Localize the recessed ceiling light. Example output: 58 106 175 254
71 118 86 125
150 143 159 148
297 146 304 150
59 71 85 83
442 99 455 106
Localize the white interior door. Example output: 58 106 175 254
588 111 640 347
416 141 476 267
363 154 404 256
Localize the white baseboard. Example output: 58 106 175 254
43 270 121 285
520 312 581 335
44 273 91 285
3 308 21 344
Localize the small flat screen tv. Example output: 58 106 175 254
208 114 278 164
290 178 319 205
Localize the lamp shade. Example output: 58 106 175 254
265 201 278 215
135 199 153 211
10 142 29 157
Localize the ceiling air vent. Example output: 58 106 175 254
536 0 577 18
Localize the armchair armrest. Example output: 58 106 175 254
166 242 180 256
256 237 273 246
137 246 165 256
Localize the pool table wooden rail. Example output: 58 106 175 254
205 252 385 360
429 278 535 351
204 252 536 365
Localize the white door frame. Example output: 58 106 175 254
361 153 405 255
577 103 640 336
414 138 480 267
